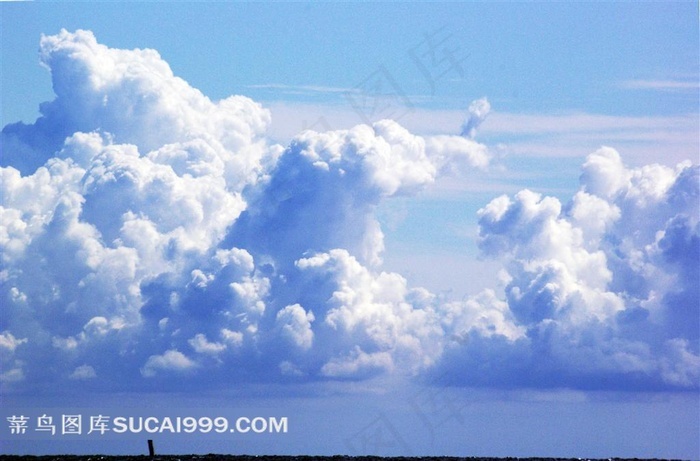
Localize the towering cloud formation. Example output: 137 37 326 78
451 147 699 389
1 30 697 393
2 30 273 180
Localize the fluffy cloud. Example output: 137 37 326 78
1 30 697 394
141 349 197 378
69 364 97 380
0 331 27 353
275 304 315 351
440 147 699 389
0 331 27 388
460 97 491 139
228 117 489 269
2 29 275 183
295 249 444 376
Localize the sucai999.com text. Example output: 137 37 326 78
6 414 288 436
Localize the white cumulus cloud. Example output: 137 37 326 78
141 350 196 378
1 30 697 393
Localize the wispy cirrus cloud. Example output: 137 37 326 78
620 79 699 92
247 83 360 96
265 102 698 166
479 111 699 165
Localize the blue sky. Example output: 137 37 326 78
3 2 698 122
1 1 699 459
